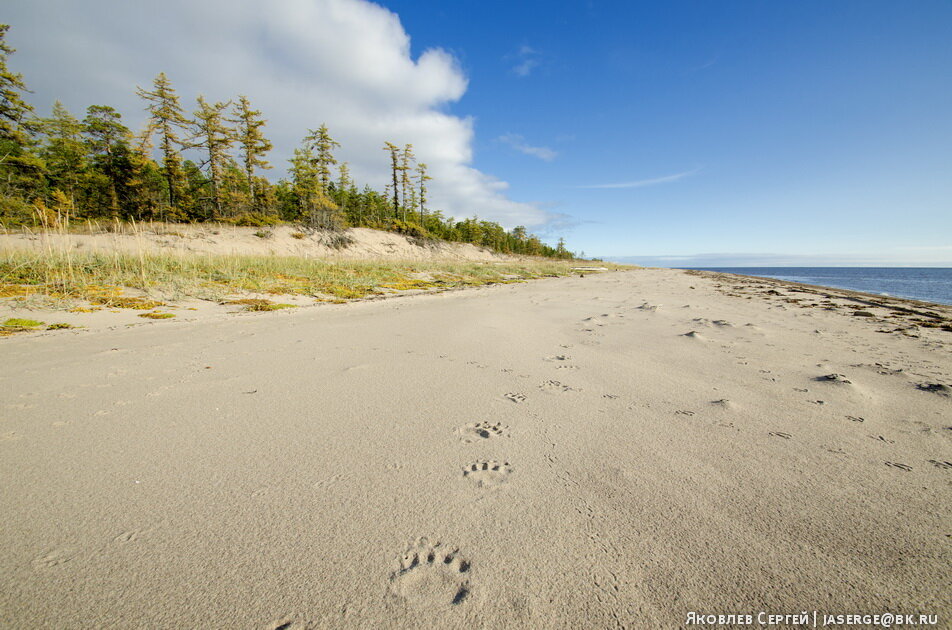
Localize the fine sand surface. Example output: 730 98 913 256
1 268 950 628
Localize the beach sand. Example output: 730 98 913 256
1 268 949 628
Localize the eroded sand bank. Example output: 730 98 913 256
1 268 949 628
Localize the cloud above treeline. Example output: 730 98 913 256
4 0 552 228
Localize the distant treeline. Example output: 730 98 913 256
0 25 575 259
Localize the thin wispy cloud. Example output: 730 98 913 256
578 169 699 189
509 45 541 77
498 133 558 161
687 55 720 73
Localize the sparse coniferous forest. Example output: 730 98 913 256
0 25 573 259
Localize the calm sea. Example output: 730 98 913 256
688 267 952 306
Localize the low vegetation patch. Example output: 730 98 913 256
3 317 44 328
0 249 627 312
222 298 297 312
138 312 176 319
1 317 46 336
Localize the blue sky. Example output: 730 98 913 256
387 0 952 265
6 0 952 265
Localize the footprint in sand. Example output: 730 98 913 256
543 355 572 363
504 392 527 404
927 460 951 470
113 529 149 544
32 547 79 569
885 461 912 472
539 380 578 393
769 431 792 439
846 415 865 423
457 421 508 443
462 460 513 488
390 539 471 607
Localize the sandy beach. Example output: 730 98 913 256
1 268 950 628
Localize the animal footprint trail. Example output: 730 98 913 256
768 431 792 439
504 392 527 404
457 421 508 443
462 460 513 488
927 460 951 470
390 539 471 607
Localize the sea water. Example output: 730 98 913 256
690 267 952 306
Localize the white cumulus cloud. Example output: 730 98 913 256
4 0 551 227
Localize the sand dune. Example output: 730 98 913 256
0 224 514 261
1 268 949 628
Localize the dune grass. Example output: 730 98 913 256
0 247 619 308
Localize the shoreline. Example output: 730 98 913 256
1 267 949 627
685 268 952 331
681 266 952 308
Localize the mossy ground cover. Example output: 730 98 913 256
0 317 74 336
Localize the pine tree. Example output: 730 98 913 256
192 96 234 219
230 95 272 207
136 72 190 215
382 142 400 214
305 124 340 194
